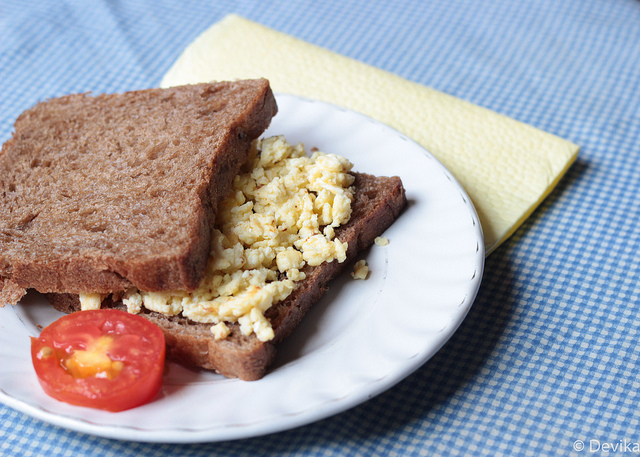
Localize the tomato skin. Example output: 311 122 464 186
31 309 165 412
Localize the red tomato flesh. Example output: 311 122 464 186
31 309 165 412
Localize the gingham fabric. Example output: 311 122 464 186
1 0 639 456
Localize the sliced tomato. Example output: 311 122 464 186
31 309 165 412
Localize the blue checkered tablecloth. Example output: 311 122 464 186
1 0 639 455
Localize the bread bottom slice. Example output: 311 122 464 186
46 173 406 380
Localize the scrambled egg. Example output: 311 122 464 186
78 293 104 310
374 236 389 246
351 260 369 280
81 136 355 342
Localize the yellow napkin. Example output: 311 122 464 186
161 15 578 255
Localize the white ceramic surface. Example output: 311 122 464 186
0 94 484 443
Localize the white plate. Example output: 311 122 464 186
0 94 484 443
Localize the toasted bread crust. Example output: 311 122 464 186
0 80 277 303
46 172 406 380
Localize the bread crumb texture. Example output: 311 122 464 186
0 79 278 301
82 136 355 342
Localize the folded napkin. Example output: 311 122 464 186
161 15 579 255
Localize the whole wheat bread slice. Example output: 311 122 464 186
46 172 406 380
0 79 277 305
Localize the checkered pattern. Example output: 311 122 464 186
1 0 640 455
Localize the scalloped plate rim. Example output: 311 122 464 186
0 93 484 443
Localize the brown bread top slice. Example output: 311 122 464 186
0 79 277 305
46 172 406 380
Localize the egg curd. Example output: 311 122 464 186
80 136 355 342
